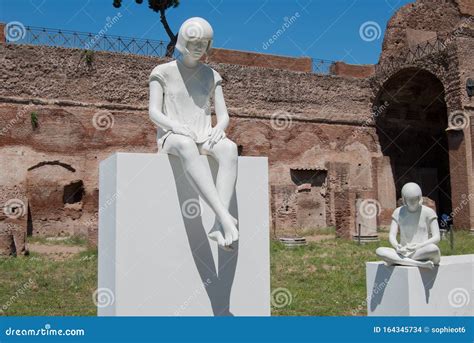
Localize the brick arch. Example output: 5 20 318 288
372 65 455 223
370 41 474 229
371 40 464 114
374 67 448 120
26 163 84 236
375 66 440 101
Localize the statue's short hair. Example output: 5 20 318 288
401 182 423 206
176 17 214 55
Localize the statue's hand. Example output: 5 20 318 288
171 124 197 141
406 243 420 251
396 244 407 254
208 127 226 148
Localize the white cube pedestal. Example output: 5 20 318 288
366 254 474 316
98 153 270 316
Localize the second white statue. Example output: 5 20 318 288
376 182 441 269
148 17 239 250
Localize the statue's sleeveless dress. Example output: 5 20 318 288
392 205 438 257
149 59 222 150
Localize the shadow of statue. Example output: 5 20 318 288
176 58 219 110
169 155 238 316
369 264 394 312
419 266 439 303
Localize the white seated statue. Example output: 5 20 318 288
148 17 238 250
376 182 441 269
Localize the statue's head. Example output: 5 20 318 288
401 182 423 212
176 17 213 60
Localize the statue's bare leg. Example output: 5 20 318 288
162 134 237 246
410 244 441 265
200 138 239 246
375 247 435 269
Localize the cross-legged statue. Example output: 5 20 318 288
148 17 238 250
376 182 441 269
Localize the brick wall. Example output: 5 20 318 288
206 47 312 73
330 62 375 78
456 0 474 16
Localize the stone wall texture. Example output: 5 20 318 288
0 0 473 251
205 47 313 73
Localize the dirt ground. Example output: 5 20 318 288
28 243 87 260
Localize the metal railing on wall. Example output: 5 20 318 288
312 59 335 75
5 25 337 75
375 37 449 78
6 26 170 57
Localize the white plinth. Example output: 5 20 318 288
98 153 270 316
366 254 474 316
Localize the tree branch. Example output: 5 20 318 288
159 7 176 41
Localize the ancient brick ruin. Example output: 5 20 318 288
1 0 473 254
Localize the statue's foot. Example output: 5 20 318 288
208 225 225 246
219 213 239 245
419 260 435 270
230 216 238 241
208 222 234 251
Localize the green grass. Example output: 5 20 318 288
270 229 474 316
26 235 88 246
0 230 472 316
0 249 97 316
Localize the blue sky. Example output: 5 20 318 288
0 0 413 64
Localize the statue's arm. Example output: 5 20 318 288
213 83 229 131
417 217 441 249
388 219 400 249
149 80 177 131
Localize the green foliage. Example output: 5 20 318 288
271 230 474 316
30 112 38 129
1 230 472 316
112 0 181 56
113 0 180 12
27 235 88 247
0 249 98 316
83 50 94 66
